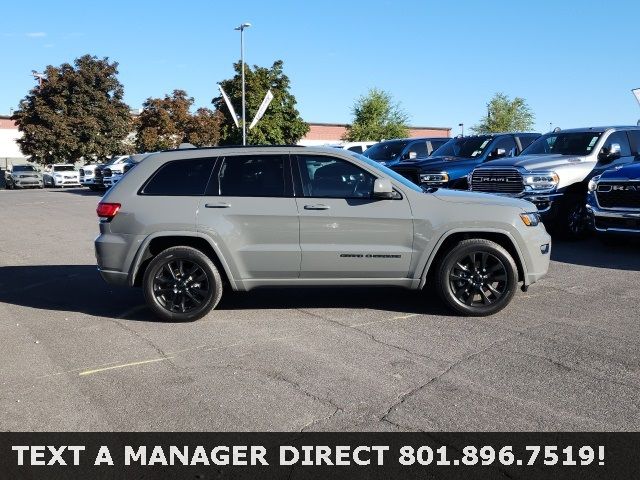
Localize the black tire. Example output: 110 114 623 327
435 239 518 316
143 246 222 321
88 185 98 191
556 194 590 240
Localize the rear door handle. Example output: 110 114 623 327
304 204 330 210
205 202 231 208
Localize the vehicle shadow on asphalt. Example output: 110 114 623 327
551 237 640 270
46 188 103 196
0 265 451 322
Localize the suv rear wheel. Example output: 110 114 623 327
435 239 518 316
143 246 223 321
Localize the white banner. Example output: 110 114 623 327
219 85 239 128
633 88 640 106
249 89 274 130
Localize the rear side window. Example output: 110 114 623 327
140 158 215 195
216 155 286 197
624 130 640 155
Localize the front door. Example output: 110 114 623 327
293 154 414 279
197 154 300 280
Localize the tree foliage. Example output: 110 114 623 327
343 88 409 142
13 55 132 164
471 93 535 134
135 90 222 151
212 60 308 145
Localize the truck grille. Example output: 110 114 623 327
596 182 640 209
391 167 421 185
471 168 524 194
103 168 113 178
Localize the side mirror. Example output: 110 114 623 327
490 148 507 159
402 151 417 160
372 178 395 199
599 143 621 162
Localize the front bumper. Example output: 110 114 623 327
519 225 552 286
80 177 96 185
586 201 640 234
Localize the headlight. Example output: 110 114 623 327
420 172 449 184
523 171 559 192
520 212 541 227
588 175 601 192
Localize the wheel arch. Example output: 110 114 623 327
419 229 526 289
129 232 237 290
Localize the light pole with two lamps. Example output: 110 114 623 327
235 22 251 145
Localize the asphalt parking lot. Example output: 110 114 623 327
1 187 639 432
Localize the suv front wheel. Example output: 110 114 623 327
143 246 223 321
435 239 518 316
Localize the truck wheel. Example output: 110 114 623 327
435 239 518 316
143 246 222 322
557 195 590 240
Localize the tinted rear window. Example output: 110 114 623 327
140 158 215 195
216 155 286 197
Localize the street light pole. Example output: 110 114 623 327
458 123 464 137
235 23 251 145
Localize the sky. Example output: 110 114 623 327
1 0 640 135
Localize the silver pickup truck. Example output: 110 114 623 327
469 127 640 238
94 146 550 321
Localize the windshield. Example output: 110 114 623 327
521 132 603 156
363 140 409 161
53 165 76 172
347 151 423 193
13 165 37 172
430 136 494 159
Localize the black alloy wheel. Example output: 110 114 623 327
152 259 210 314
436 239 518 316
448 251 508 307
143 246 223 321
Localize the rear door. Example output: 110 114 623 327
293 153 414 279
197 153 300 280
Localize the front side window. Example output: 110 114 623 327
601 131 632 157
296 155 375 198
487 137 517 160
407 141 428 158
627 130 640 155
140 157 215 195
217 155 285 197
362 140 409 161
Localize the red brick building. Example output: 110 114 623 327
299 122 451 145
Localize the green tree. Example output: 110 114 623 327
13 55 131 164
135 90 193 151
471 93 535 134
212 60 309 145
186 108 223 147
343 88 409 141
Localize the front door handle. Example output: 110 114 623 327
205 202 231 208
304 204 330 210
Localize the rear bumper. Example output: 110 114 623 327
97 268 128 286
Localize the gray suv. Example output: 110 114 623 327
95 146 551 321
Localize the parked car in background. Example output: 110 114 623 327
80 164 100 190
362 137 449 168
330 141 377 154
95 146 550 321
43 164 80 188
103 157 137 188
93 156 130 190
391 133 540 189
586 159 640 240
469 126 640 238
5 164 43 189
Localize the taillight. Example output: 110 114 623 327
96 202 121 221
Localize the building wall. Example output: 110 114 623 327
0 116 27 168
299 122 451 146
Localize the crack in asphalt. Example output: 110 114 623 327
210 362 344 432
296 308 444 367
379 322 554 428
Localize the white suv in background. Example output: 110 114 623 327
43 164 80 188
